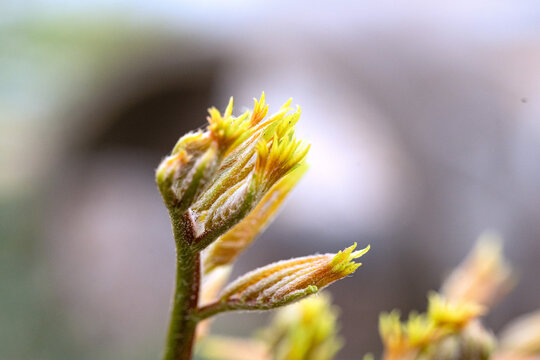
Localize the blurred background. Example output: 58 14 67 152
2 1 540 359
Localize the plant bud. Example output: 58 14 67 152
215 243 369 311
156 129 219 209
187 95 309 248
427 292 485 331
379 311 417 360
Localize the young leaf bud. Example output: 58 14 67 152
405 313 437 349
197 244 369 317
188 95 310 250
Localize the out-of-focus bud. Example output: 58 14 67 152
203 163 308 273
498 310 540 357
377 235 514 360
405 313 437 349
427 292 485 331
200 244 369 314
379 293 487 360
261 293 343 360
441 231 514 309
379 310 416 360
379 311 442 360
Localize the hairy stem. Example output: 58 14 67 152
194 301 230 321
163 210 200 360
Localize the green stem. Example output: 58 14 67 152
162 210 200 360
194 301 229 321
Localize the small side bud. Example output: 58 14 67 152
156 131 219 209
156 149 190 203
213 244 369 312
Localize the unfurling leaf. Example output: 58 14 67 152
200 244 369 315
203 163 308 273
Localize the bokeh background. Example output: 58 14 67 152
2 1 540 359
